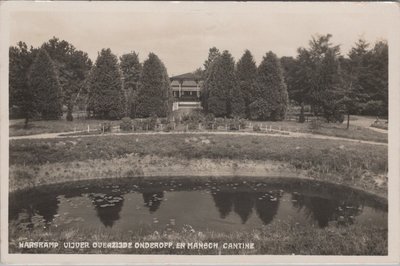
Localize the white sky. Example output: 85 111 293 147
7 2 392 76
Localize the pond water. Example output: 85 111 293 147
9 177 387 233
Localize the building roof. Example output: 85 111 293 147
170 72 203 81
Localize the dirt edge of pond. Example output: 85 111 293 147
9 154 387 199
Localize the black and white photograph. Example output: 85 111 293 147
0 1 399 265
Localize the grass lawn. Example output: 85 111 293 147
9 222 387 255
9 119 120 137
9 134 388 196
9 117 388 143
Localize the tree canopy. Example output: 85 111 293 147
87 48 125 119
41 37 92 121
136 53 172 117
28 48 63 120
120 52 142 117
250 51 288 121
206 50 244 117
236 50 257 117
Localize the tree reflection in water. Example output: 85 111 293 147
9 192 60 229
233 192 254 224
142 192 164 213
254 193 280 225
89 193 124 227
291 194 363 227
212 192 234 219
212 191 281 225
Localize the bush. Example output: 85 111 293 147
100 122 112 132
249 99 271 121
120 117 132 131
148 114 158 130
182 109 205 124
239 119 247 129
229 118 240 130
163 122 175 132
253 124 261 131
308 118 322 130
214 118 226 128
109 110 121 120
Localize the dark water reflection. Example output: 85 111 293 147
9 177 387 232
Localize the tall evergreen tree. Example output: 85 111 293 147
87 48 124 119
236 50 257 118
251 51 288 121
206 50 244 117
136 53 171 117
28 49 62 120
304 34 344 121
340 39 371 128
42 37 92 121
120 52 142 118
365 40 388 116
201 47 221 112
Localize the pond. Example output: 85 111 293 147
9 177 387 234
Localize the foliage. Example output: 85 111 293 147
120 117 133 131
87 48 125 119
253 124 261 132
181 109 205 123
308 118 322 130
206 50 245 117
252 52 288 121
120 52 142 118
100 121 112 132
136 53 172 117
28 49 63 120
9 42 37 124
41 37 92 121
236 50 258 118
201 47 221 112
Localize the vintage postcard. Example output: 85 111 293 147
0 1 399 265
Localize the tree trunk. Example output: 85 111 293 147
66 102 74 121
347 113 350 129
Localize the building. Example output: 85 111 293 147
170 73 203 110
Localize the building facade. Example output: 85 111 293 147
170 73 203 110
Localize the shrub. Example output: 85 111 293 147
229 118 241 130
163 122 175 132
308 118 322 130
120 117 132 131
214 118 226 128
100 121 112 132
188 122 198 131
148 114 158 130
249 99 271 121
253 124 261 131
182 109 205 124
159 118 169 124
239 119 247 129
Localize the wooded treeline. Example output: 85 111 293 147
9 34 388 127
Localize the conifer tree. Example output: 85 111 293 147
136 53 171 117
28 48 62 120
251 51 288 121
120 52 142 118
236 50 257 118
201 47 221 112
87 48 124 119
206 50 244 117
